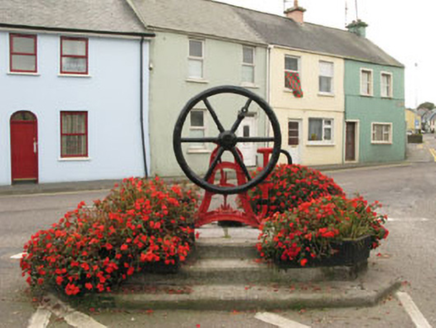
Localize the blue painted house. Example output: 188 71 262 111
0 0 154 185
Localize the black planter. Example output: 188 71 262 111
142 258 180 274
275 235 372 269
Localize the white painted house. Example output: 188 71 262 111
0 0 154 185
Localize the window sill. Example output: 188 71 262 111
58 73 91 78
360 94 373 97
58 157 91 161
371 141 392 145
381 96 393 99
186 78 209 84
307 142 335 147
187 148 212 154
283 88 295 93
7 71 40 76
318 92 335 97
241 83 259 89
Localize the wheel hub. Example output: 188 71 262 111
219 131 237 150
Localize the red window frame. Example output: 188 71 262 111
10 34 37 73
60 36 89 75
60 111 88 158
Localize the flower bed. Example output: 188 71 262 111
248 164 344 216
20 177 198 296
257 195 389 267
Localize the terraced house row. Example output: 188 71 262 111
0 0 405 185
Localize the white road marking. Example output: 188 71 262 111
0 189 110 199
10 252 27 259
255 312 311 328
387 218 429 222
28 307 51 328
43 294 107 328
396 292 432 328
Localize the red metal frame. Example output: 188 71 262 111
10 111 39 182
10 34 37 73
60 36 89 75
196 147 271 228
60 111 88 158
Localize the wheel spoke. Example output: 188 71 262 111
181 137 219 143
204 147 225 181
230 114 245 133
230 148 252 181
236 137 275 143
203 98 225 133
241 98 252 113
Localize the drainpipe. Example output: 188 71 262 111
265 45 274 141
140 37 149 178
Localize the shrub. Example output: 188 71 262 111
20 177 198 296
257 195 389 266
248 164 344 216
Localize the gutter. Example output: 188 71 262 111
0 23 155 38
139 37 149 178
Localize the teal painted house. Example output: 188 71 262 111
343 21 405 164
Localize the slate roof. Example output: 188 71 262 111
234 7 403 67
0 0 152 36
129 0 402 67
129 0 265 44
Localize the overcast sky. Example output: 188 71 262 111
215 0 435 108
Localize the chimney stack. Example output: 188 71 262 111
284 0 306 25
346 19 368 37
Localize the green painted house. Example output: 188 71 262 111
344 21 405 163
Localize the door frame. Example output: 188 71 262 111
10 111 39 183
287 118 302 164
344 120 359 163
237 114 258 167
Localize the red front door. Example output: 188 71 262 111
10 111 38 182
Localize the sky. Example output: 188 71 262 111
215 0 435 108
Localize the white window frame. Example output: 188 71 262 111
241 46 255 85
308 118 334 144
188 39 204 80
371 122 393 144
380 71 393 98
188 109 208 152
318 60 334 95
360 68 373 96
284 55 301 90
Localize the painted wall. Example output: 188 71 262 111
148 31 268 177
0 31 150 185
270 47 345 165
345 60 406 163
405 109 420 132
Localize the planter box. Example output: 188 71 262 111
408 134 423 143
275 235 372 269
142 259 181 274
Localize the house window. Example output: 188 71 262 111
284 55 303 97
60 37 88 74
242 46 255 84
319 61 334 94
10 34 37 73
372 123 392 144
188 39 204 79
61 111 88 157
308 118 333 142
381 72 393 98
189 110 206 148
360 69 373 96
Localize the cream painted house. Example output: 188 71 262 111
269 47 344 165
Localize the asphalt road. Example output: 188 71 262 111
1 136 435 327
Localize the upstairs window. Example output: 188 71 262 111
61 37 88 74
319 61 334 94
308 118 333 143
188 39 204 79
381 72 393 98
61 111 88 157
360 69 373 96
242 46 255 84
284 55 303 97
10 34 37 73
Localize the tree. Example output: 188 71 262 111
417 102 435 111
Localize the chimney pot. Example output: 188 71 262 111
284 0 306 25
346 19 368 37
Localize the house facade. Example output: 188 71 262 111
0 0 154 185
344 60 405 163
129 0 269 177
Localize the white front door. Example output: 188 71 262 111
237 116 257 166
287 119 301 164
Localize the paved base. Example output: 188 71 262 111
84 225 400 311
